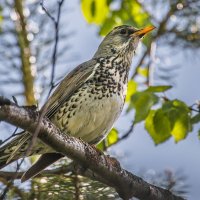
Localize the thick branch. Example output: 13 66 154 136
0 97 184 200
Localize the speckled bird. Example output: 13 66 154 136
0 25 155 181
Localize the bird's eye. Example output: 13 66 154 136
120 29 127 35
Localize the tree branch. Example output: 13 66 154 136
0 97 184 200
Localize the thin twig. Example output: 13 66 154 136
119 122 135 141
0 131 26 200
0 127 19 147
40 0 65 97
110 122 135 147
131 48 150 79
146 41 157 86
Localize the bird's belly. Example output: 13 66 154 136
52 93 124 144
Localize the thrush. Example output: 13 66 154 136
0 25 154 181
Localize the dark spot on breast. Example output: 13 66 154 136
111 48 116 54
64 108 68 114
67 113 71 119
72 104 77 109
74 98 79 102
118 83 121 91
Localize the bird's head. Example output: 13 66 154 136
93 25 155 58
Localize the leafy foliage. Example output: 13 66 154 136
97 128 119 150
137 67 148 77
81 0 151 36
129 90 158 123
125 80 137 103
145 109 171 144
128 86 193 144
0 6 2 28
146 85 172 93
81 0 109 25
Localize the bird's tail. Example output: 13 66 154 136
0 131 47 169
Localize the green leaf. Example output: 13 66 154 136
81 0 109 25
0 6 3 32
153 109 171 140
146 85 172 93
99 17 117 36
91 0 95 17
97 0 151 36
145 110 171 144
191 113 200 124
99 9 126 35
198 130 200 140
145 100 191 144
106 128 119 146
96 128 119 150
96 141 104 151
130 91 158 123
130 1 150 26
125 80 137 103
162 100 191 142
137 67 148 77
142 33 153 47
171 113 190 142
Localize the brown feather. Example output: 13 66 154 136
42 59 97 118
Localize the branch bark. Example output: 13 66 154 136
0 97 184 200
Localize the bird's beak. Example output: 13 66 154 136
134 25 155 38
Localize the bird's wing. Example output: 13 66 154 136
41 59 97 118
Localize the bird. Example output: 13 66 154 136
0 25 155 182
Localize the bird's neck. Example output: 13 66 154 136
94 49 133 91
93 45 134 67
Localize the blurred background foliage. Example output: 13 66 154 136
0 0 199 199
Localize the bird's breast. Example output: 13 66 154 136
51 57 130 144
52 81 126 144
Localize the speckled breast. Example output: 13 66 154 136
51 56 129 144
